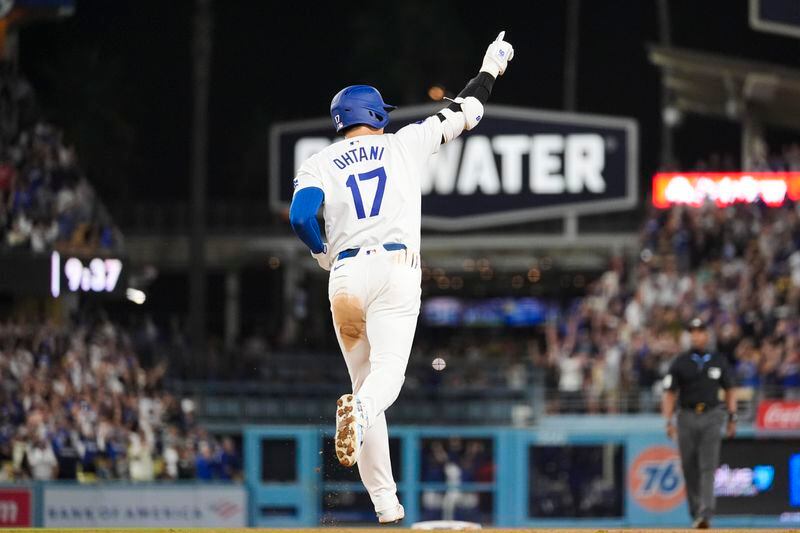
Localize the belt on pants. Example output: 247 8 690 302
337 242 406 261
682 402 717 414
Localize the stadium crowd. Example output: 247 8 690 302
0 119 119 254
0 315 241 482
543 145 800 413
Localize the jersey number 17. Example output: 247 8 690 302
345 166 387 220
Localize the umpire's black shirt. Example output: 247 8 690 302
665 351 734 408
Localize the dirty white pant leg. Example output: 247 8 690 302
357 411 398 512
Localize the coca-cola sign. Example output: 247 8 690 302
756 400 800 430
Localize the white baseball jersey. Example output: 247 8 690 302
292 116 444 257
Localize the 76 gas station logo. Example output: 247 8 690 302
629 446 686 512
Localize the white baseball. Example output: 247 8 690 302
432 357 447 371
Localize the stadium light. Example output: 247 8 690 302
662 105 682 127
126 288 147 305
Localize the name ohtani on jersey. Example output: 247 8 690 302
333 146 385 170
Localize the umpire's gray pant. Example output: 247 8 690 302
677 408 725 520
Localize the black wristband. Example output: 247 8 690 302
447 72 496 112
728 412 738 422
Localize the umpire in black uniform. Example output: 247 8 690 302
661 318 737 529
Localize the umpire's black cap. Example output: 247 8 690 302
687 317 707 331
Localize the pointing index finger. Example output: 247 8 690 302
496 31 505 42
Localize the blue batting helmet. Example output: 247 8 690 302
330 85 396 133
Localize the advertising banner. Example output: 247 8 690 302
715 438 800 515
652 172 800 208
271 104 638 230
43 485 247 528
625 435 689 525
0 488 32 527
756 400 800 430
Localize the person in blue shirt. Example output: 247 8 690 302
194 441 216 481
218 437 241 481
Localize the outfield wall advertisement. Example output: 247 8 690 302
43 485 247 528
625 437 688 525
0 487 32 527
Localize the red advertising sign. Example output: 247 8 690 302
757 400 800 430
0 488 32 527
652 172 800 208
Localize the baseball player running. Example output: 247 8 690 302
289 32 514 524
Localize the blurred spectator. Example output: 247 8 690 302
128 430 155 482
52 424 81 480
177 445 196 479
219 437 242 481
26 438 57 480
194 441 216 481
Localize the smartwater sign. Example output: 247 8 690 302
270 104 638 230
43 485 247 528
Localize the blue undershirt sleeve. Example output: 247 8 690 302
289 186 325 254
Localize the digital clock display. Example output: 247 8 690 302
50 251 124 298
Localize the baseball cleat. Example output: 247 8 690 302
376 503 404 524
335 394 366 467
692 517 710 529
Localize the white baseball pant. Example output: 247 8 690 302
328 245 421 513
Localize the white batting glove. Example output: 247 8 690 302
480 31 514 78
312 244 332 271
